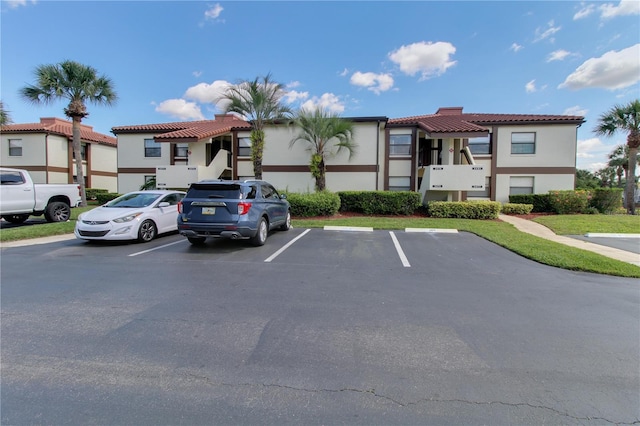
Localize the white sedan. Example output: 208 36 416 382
75 190 185 243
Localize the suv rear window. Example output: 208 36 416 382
186 183 255 199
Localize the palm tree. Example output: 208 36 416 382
0 100 12 125
608 145 628 188
594 99 640 214
218 73 291 179
595 166 617 188
20 60 117 206
290 108 356 191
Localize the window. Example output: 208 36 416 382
389 134 411 156
238 137 252 157
467 177 491 198
509 176 534 195
174 143 188 158
8 139 22 156
468 136 491 155
1 170 25 185
511 132 535 154
388 176 411 191
144 138 161 157
261 183 280 199
73 144 87 161
159 193 184 205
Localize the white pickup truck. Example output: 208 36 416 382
0 167 82 224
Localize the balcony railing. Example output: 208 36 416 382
419 164 485 193
156 149 230 189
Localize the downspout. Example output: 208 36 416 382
376 120 381 190
45 133 49 183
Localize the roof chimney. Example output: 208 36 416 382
436 107 463 115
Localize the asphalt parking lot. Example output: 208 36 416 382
1 228 639 425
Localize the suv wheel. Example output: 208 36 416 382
250 217 268 246
280 210 291 231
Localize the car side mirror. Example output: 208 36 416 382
280 194 287 199
158 202 170 207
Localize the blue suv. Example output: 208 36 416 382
177 180 290 246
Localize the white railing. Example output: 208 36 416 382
156 149 230 189
418 164 485 195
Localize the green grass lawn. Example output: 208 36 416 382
2 209 639 278
532 214 640 235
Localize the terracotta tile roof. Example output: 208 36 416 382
1 117 117 146
111 114 252 142
388 107 585 135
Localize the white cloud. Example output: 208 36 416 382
155 99 205 120
349 71 394 94
301 93 345 114
286 81 301 89
574 4 596 20
339 68 349 77
284 90 309 104
6 0 36 8
525 80 537 93
599 0 640 19
559 43 640 90
577 137 608 159
533 20 561 42
510 43 523 53
388 41 457 80
183 80 231 103
563 105 588 116
192 71 202 78
546 49 572 62
204 3 223 20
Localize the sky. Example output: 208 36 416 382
1 0 639 173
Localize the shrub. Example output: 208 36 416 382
509 194 552 212
85 188 108 200
548 190 589 214
286 191 341 217
501 203 534 215
337 191 422 215
585 207 600 215
427 201 501 219
589 188 623 214
95 192 121 204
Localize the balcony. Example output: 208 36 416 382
156 149 230 189
419 164 485 193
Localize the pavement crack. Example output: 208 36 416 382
184 373 637 425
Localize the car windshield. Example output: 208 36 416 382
187 184 243 199
105 193 161 208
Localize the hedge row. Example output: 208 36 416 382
501 203 534 215
85 188 109 200
285 191 341 217
510 188 623 214
427 201 501 219
337 191 422 215
95 193 121 204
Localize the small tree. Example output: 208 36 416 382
594 99 640 214
218 73 291 179
20 60 117 206
575 169 600 189
290 108 356 191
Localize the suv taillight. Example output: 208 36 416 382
177 201 183 214
238 201 251 215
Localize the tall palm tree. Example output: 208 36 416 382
0 100 12 125
20 60 117 206
594 99 640 214
290 108 356 191
608 145 628 188
219 73 291 179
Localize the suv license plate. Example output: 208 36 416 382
202 207 216 215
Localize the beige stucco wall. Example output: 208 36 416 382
91 143 117 173
117 133 171 168
494 174 574 203
47 172 71 184
0 133 47 167
119 174 148 194
495 124 577 167
46 135 69 168
90 175 117 192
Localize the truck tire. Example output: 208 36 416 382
44 201 71 222
2 214 30 224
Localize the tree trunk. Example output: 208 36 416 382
316 157 326 192
72 117 87 207
626 145 637 215
251 129 264 180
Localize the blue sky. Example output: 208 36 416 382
1 0 639 173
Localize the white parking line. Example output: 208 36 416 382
129 239 187 257
405 228 458 233
264 229 312 263
324 226 374 232
389 231 410 267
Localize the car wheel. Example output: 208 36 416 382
250 217 268 246
44 201 71 222
137 219 157 243
2 214 30 224
280 210 291 231
187 236 206 245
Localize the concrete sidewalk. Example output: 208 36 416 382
499 214 640 266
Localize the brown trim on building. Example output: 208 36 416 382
384 128 390 190
44 134 49 183
118 167 157 174
67 141 73 183
495 167 575 175
232 131 238 180
170 143 176 166
410 128 418 191
86 144 92 188
262 165 378 173
490 126 498 200
90 170 118 178
16 165 68 173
